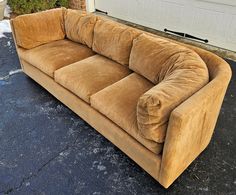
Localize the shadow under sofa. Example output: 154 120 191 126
10 8 232 188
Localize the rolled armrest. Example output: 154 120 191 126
159 62 231 188
11 8 65 49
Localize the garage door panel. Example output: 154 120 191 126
95 0 236 51
229 15 236 44
163 1 185 30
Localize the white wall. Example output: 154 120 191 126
94 0 236 51
86 0 95 12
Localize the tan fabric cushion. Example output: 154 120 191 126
12 8 65 49
19 39 95 77
130 34 209 142
92 19 140 66
91 73 163 154
64 9 97 48
54 55 131 103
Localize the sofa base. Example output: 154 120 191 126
21 60 162 184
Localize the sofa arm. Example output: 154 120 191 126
159 68 231 188
11 8 65 49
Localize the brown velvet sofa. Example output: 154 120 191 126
10 8 232 188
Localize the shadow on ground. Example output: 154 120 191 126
0 33 235 194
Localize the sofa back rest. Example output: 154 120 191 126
175 41 232 83
64 9 97 48
130 33 209 84
138 30 232 84
92 19 141 66
12 8 65 49
131 34 210 143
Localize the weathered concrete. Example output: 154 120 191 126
0 33 235 194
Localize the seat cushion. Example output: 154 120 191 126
64 9 97 48
12 8 65 49
19 39 95 77
90 73 163 154
130 34 209 143
92 19 140 66
54 55 132 103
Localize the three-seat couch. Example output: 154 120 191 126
10 8 232 188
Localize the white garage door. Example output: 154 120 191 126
94 0 236 51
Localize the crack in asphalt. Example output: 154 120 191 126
0 69 23 81
0 133 80 194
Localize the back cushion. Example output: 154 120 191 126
64 9 97 48
92 19 140 66
130 34 209 143
12 8 65 49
